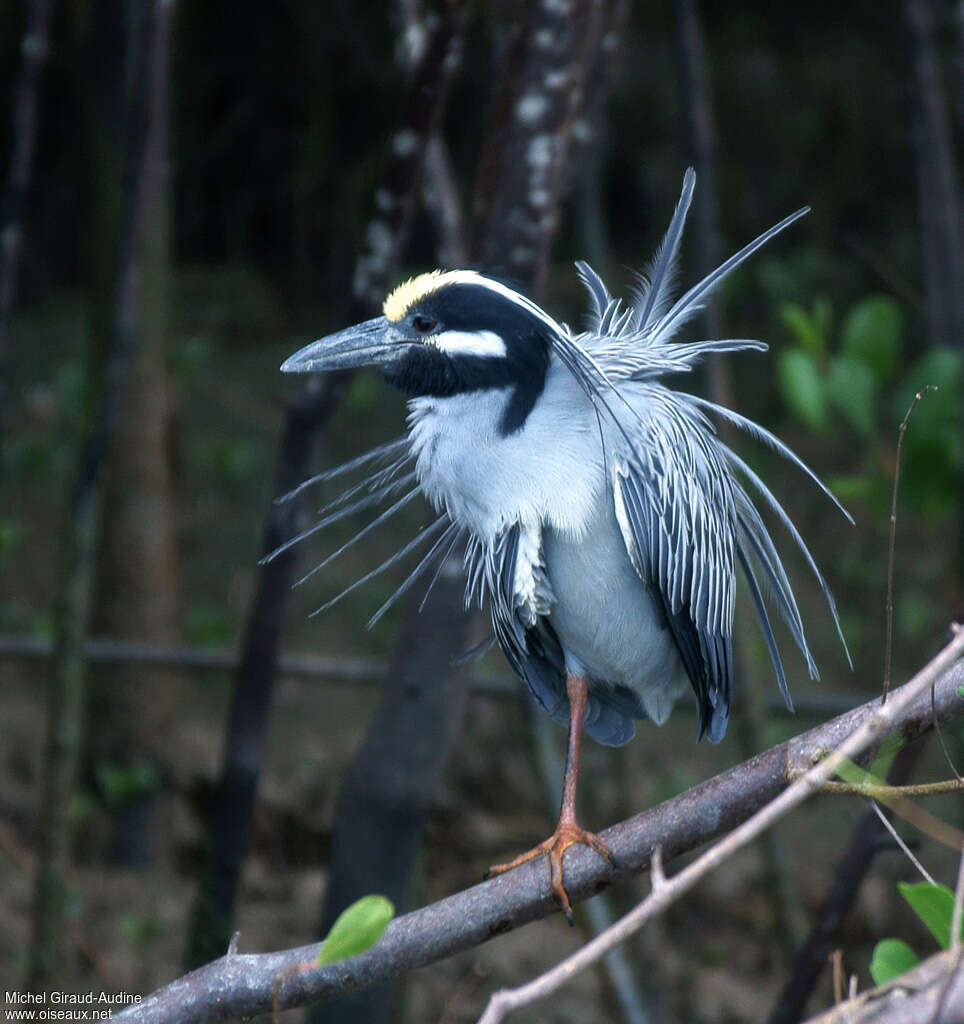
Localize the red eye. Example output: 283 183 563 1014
412 315 437 334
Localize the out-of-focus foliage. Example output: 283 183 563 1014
777 293 961 518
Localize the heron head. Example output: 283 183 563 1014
281 270 559 432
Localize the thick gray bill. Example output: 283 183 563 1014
281 316 404 373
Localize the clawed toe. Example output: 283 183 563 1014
486 822 613 922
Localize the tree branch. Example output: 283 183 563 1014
766 739 926 1024
0 633 878 716
115 641 964 1023
475 631 964 1023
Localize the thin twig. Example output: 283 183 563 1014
650 847 665 893
475 629 964 1024
828 781 964 852
820 779 964 798
883 385 937 703
831 949 845 1005
932 682 964 782
868 801 937 885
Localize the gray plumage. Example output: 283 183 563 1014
276 169 851 749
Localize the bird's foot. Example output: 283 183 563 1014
485 822 613 924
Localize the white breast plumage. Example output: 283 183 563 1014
406 361 605 543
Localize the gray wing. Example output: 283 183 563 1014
611 391 843 742
612 409 737 742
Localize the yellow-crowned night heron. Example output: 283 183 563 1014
276 169 850 920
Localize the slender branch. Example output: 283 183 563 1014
184 1 472 971
475 630 964 1024
869 799 937 885
819 779 964 798
883 386 937 701
113 645 964 1024
933 680 964 782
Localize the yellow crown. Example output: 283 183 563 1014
383 269 454 322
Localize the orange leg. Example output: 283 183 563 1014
487 672 613 923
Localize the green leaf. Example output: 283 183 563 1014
779 301 826 356
317 895 394 966
869 733 903 782
870 938 920 985
841 295 902 382
827 354 878 436
834 756 880 791
777 348 828 433
898 882 962 949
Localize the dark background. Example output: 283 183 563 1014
1 1 962 1021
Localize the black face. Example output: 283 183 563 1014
380 282 553 435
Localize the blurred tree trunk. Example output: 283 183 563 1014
26 0 174 991
570 0 629 277
0 0 53 467
89 0 181 869
184 374 347 969
675 0 727 400
311 568 474 1024
904 0 964 584
905 0 964 353
184 0 472 973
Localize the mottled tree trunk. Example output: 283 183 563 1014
472 0 605 295
676 0 728 402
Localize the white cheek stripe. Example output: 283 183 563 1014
432 329 507 358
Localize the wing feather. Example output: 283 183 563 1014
613 455 733 741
